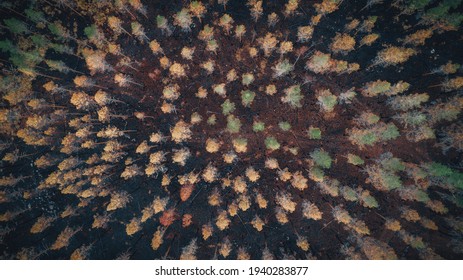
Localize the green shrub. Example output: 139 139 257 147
431 105 460 122
361 131 378 146
84 24 98 40
156 15 168 28
414 189 430 202
4 18 28 34
310 149 332 169
360 192 379 208
349 122 400 148
394 111 427 127
347 154 364 165
287 147 298 155
221 99 235 115
25 8 45 23
265 136 280 151
380 156 405 172
51 43 71 54
417 1 463 27
397 186 430 202
319 94 337 111
207 39 218 52
241 90 256 107
281 85 303 108
278 121 291 131
427 162 453 177
307 127 322 139
11 51 42 69
226 115 241 133
317 89 338 112
380 124 400 140
362 80 391 97
389 93 429 111
213 83 226 96
426 162 463 190
364 113 380 125
242 73 254 86
340 186 359 201
46 60 70 73
408 0 432 10
339 89 357 104
233 137 247 149
444 0 463 9
447 13 463 27
426 4 450 20
273 59 294 78
0 39 15 53
365 164 403 191
309 167 325 182
48 22 64 37
30 35 49 48
252 121 265 132
207 114 216 125
318 178 340 197
305 51 331 73
381 171 402 190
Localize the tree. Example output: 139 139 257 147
131 21 149 42
156 15 172 36
70 92 95 110
174 8 193 32
281 85 303 108
189 1 206 22
284 0 300 17
372 46 417 67
108 16 131 37
257 33 278 56
114 73 142 87
219 14 234 34
82 49 113 75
